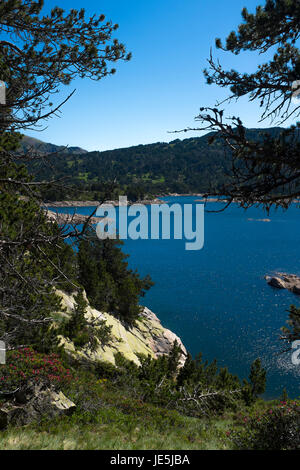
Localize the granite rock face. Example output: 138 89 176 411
56 290 187 368
45 209 100 225
265 273 300 295
0 293 187 428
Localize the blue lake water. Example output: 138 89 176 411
52 196 300 399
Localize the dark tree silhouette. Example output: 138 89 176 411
0 1 130 347
177 0 300 210
0 0 131 132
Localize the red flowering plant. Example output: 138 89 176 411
0 347 74 393
230 400 300 450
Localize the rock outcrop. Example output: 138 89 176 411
0 293 187 429
247 218 271 222
45 210 100 225
0 380 76 429
265 272 300 295
43 198 163 208
56 290 187 368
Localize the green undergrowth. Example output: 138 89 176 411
0 356 289 450
0 373 234 450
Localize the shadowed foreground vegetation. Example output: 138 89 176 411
1 346 298 450
0 365 281 451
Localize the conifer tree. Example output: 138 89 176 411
0 1 130 348
180 0 300 209
77 228 153 325
242 358 266 405
249 358 266 398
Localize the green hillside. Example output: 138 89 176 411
20 135 88 156
23 127 289 200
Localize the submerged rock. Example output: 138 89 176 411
265 273 300 295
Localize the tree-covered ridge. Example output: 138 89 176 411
20 135 88 156
25 127 291 200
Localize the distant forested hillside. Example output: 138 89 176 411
20 135 88 156
23 127 289 200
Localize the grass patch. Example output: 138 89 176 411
0 370 234 450
0 403 234 450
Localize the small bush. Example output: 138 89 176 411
231 400 300 450
0 347 75 392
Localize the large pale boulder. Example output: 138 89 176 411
0 380 76 429
56 291 187 368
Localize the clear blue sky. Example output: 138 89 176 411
26 0 294 151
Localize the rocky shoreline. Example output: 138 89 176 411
43 197 163 208
265 272 300 295
43 195 300 208
45 209 100 225
42 193 300 208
